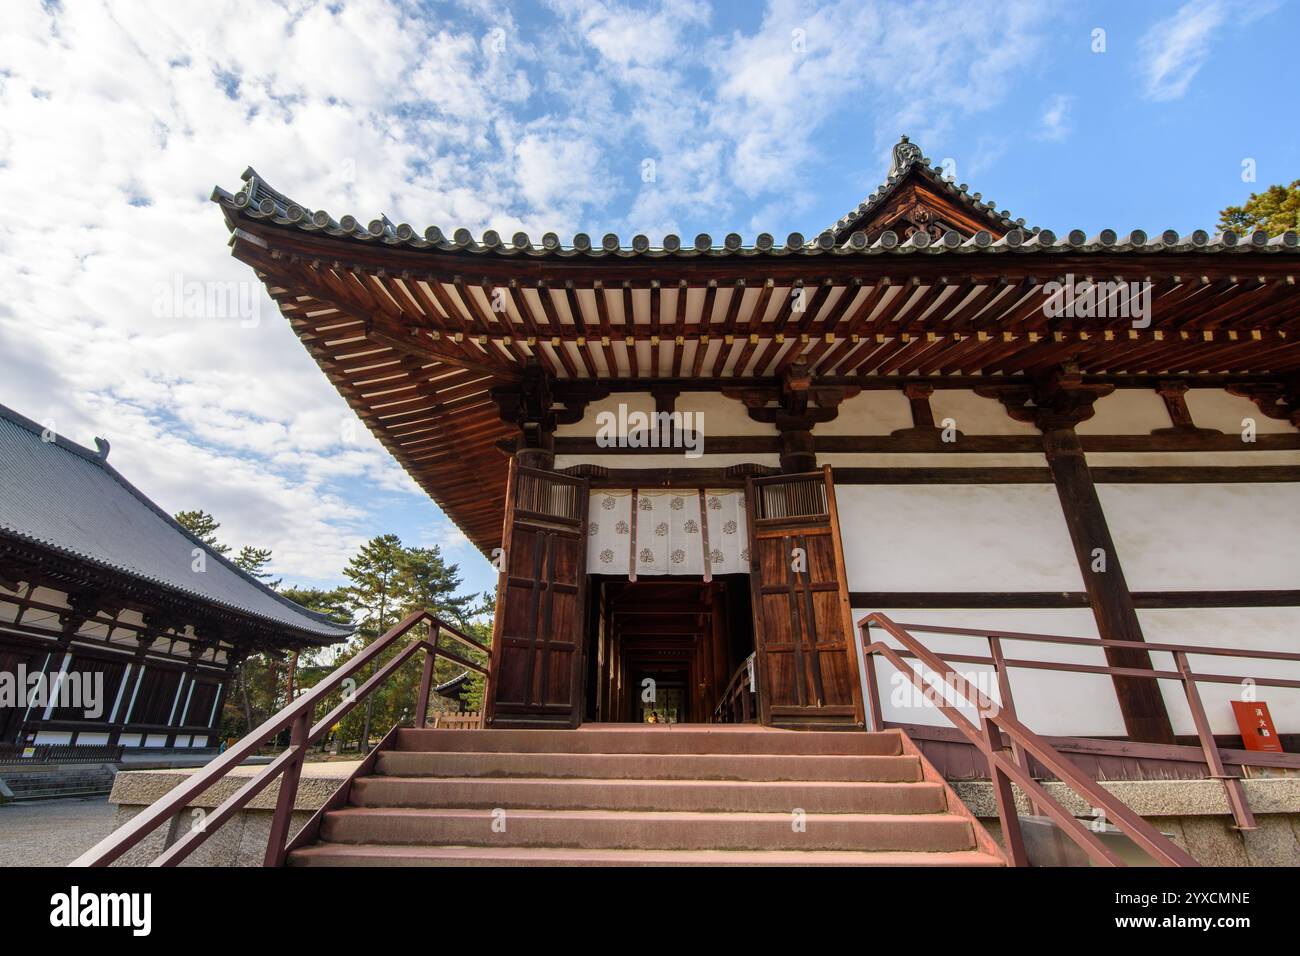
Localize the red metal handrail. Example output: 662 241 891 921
858 616 1300 833
857 613 1201 867
69 610 489 868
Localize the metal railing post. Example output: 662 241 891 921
980 712 1029 866
858 623 884 732
1173 650 1257 831
415 629 437 730
263 710 308 867
988 634 1038 813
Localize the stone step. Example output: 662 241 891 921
289 843 1004 867
350 776 949 814
374 750 922 783
393 726 901 757
319 807 977 852
0 765 117 798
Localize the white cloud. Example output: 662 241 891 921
0 0 1067 588
1037 94 1074 142
1138 0 1227 101
704 0 1053 202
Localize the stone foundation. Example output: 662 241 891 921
106 762 359 867
953 777 1300 866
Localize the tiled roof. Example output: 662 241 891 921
826 134 1031 239
0 404 352 641
212 150 1299 260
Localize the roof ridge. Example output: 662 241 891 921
826 134 1033 240
0 401 351 636
215 168 1299 259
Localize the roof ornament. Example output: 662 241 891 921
889 135 923 177
94 437 110 460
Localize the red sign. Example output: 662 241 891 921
1231 701 1283 752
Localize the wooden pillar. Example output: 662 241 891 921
981 368 1175 745
490 359 610 470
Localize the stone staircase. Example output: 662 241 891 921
0 762 118 801
288 725 1004 866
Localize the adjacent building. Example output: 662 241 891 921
0 403 352 756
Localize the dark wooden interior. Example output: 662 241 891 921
585 577 753 723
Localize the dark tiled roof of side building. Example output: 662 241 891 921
0 403 352 641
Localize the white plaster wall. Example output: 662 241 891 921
1098 483 1300 590
555 391 776 440
817 391 913 435
838 484 1083 592
675 392 775 436
1136 607 1300 735
554 393 654 437
821 452 1048 468
1185 388 1295 435
1076 389 1172 434
1088 451 1300 467
854 607 1128 736
929 390 1041 436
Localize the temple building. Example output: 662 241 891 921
211 134 1299 764
0 403 351 758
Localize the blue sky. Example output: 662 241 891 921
1 0 1296 606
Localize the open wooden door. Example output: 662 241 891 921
486 461 589 728
746 465 864 728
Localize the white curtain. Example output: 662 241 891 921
586 489 749 576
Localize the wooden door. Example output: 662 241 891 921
746 466 864 728
486 461 589 728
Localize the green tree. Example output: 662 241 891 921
235 545 280 589
341 534 409 750
280 585 353 626
1219 180 1300 236
343 534 407 636
396 545 473 625
176 510 288 738
201 523 495 748
279 585 354 724
174 509 230 555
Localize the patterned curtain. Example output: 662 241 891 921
586 489 750 577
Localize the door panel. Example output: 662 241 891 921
487 461 589 728
746 466 864 727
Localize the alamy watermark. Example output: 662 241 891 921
0 664 104 719
152 274 261 328
595 403 704 459
1042 274 1151 329
890 668 1001 718
50 886 151 936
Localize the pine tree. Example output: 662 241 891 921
396 545 473 625
174 510 230 555
342 534 408 750
343 534 407 637
235 545 280 588
1219 180 1300 236
235 545 272 576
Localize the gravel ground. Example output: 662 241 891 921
0 796 118 867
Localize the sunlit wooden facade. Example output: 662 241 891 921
215 137 1300 748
